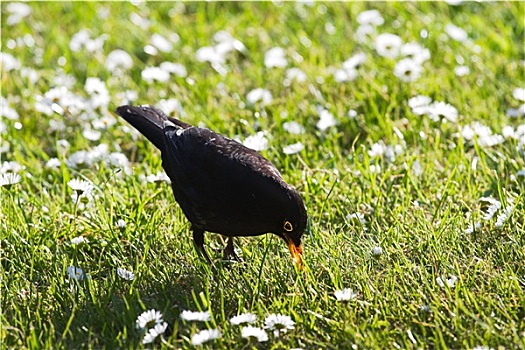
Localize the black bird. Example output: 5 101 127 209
115 105 307 267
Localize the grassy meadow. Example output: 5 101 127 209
1 2 524 349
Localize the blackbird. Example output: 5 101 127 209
115 105 307 267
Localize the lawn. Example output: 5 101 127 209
1 1 524 349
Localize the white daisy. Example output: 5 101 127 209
70 29 107 53
283 142 304 155
264 314 295 336
86 145 109 164
408 95 432 115
67 266 88 280
400 42 430 63
325 22 336 35
150 33 172 52
372 246 383 256
502 125 515 139
368 142 385 157
347 212 366 225
445 24 468 42
142 331 156 344
65 151 91 170
21 67 39 85
411 160 423 177
375 33 403 59
426 101 458 123
461 122 505 148
0 160 23 173
436 275 457 288
191 329 221 346
82 128 102 141
246 88 272 105
214 29 242 45
146 171 171 184
316 109 337 131
105 49 133 72
394 58 423 82
343 52 367 70
141 66 170 83
6 2 32 26
1 53 21 71
354 24 375 43
243 131 269 151
357 9 384 26
480 197 501 220
116 90 138 105
180 310 211 322
93 116 116 131
71 189 94 207
107 152 131 173
369 164 381 174
334 288 357 301
160 62 187 77
334 68 358 83
85 77 107 96
505 104 525 118
67 178 94 195
265 47 287 68
213 31 245 58
85 80 110 110
116 219 127 230
282 121 305 135
70 236 88 245
465 222 481 234
230 313 257 325
454 65 470 77
117 267 135 281
142 322 168 344
509 89 525 105
56 139 70 154
495 205 514 229
0 172 21 188
241 326 268 342
144 43 159 56
0 97 19 120
286 68 307 82
512 87 525 101
136 309 164 330
196 46 225 64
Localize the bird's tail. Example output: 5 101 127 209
116 105 184 150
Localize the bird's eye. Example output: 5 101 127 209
283 221 293 232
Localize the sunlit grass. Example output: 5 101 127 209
1 1 524 349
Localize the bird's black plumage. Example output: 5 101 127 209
115 105 307 266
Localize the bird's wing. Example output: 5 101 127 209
161 126 287 231
163 126 283 195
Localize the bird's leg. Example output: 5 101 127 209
192 227 212 264
223 237 243 262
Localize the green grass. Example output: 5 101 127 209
1 1 524 349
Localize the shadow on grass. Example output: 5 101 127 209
50 254 259 348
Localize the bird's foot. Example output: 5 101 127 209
222 238 243 263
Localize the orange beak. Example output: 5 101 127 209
287 239 304 269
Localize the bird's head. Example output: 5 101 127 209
276 190 307 269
